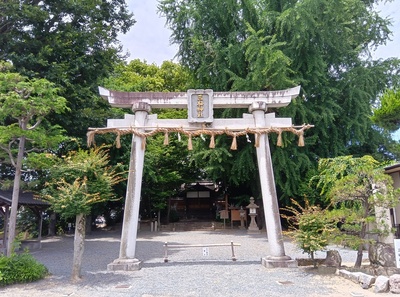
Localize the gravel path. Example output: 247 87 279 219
0 227 390 297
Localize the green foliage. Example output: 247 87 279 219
159 0 400 205
0 253 48 286
282 199 337 264
372 89 400 131
227 24 294 91
312 155 400 267
142 132 201 213
0 0 134 140
103 60 195 92
40 146 125 219
16 207 40 239
0 70 67 122
0 62 68 168
324 208 370 250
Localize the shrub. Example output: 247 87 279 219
0 252 48 286
282 199 338 267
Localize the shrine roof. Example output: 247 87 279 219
0 189 49 208
385 163 400 174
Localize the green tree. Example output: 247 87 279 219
372 89 400 131
40 147 125 281
0 0 134 140
103 59 195 92
0 61 68 256
159 0 400 204
313 155 400 268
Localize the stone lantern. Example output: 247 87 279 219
239 207 246 229
246 197 260 233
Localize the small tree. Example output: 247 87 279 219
0 61 68 256
314 155 400 268
282 199 336 267
40 146 125 281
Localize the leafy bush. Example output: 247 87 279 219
282 199 337 267
0 252 48 286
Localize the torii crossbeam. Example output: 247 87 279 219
90 86 310 271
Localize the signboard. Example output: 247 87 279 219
202 247 209 256
187 89 213 123
219 210 229 219
394 239 400 268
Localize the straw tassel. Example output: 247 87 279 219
141 137 146 150
209 134 215 149
163 131 169 145
277 130 282 147
230 134 237 150
116 132 121 149
298 131 305 147
87 131 95 147
188 134 193 150
254 133 260 147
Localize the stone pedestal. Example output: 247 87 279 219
247 213 260 233
107 258 142 271
262 256 298 268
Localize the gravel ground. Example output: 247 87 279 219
0 227 390 297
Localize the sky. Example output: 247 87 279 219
118 0 178 65
118 0 400 65
118 0 400 140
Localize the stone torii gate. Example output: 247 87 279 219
88 86 312 271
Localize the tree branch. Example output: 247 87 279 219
28 117 43 130
0 142 16 167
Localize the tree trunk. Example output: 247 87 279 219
355 243 364 268
355 222 367 268
71 213 86 282
311 251 317 268
48 212 56 236
6 135 26 256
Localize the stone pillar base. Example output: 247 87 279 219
107 258 142 271
247 228 261 234
262 256 298 268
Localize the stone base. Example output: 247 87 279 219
20 240 42 250
247 227 261 234
262 256 298 268
107 258 142 271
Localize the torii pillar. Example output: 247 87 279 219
94 86 304 271
250 102 297 267
107 102 150 271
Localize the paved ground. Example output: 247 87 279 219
0 227 390 297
